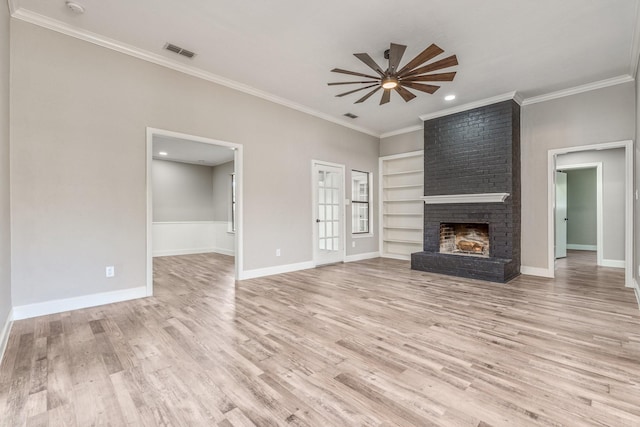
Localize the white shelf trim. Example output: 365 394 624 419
422 193 509 204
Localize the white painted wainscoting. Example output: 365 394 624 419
152 221 235 257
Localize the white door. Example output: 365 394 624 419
313 162 344 265
555 171 568 259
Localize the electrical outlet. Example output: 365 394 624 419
276 249 281 257
105 266 115 278
352 241 356 248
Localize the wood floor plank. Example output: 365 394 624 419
1 250 639 426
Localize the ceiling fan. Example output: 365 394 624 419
328 43 458 105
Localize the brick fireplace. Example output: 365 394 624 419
411 99 521 283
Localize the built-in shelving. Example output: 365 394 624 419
379 150 424 260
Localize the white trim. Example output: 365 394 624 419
601 259 626 269
12 287 147 321
10 9 379 139
422 193 509 204
566 244 597 251
147 128 243 291
238 261 315 280
629 0 640 77
312 160 347 266
7 0 18 14
419 92 520 122
523 76 634 106
153 248 235 257
379 125 422 139
0 308 14 364
345 251 380 263
556 162 603 266
520 266 554 278
634 287 640 310
547 140 634 287
152 221 215 225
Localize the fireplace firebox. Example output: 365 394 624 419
440 223 489 257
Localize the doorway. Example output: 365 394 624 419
548 140 633 287
312 160 345 266
555 163 603 266
146 128 243 296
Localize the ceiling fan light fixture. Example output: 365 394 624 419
381 76 398 89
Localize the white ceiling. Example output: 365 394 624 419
153 135 234 167
11 0 640 136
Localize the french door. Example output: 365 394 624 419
312 161 345 265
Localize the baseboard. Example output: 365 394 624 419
345 251 380 263
12 286 147 320
380 253 411 261
238 261 315 280
520 265 554 278
601 259 625 269
566 244 597 251
212 248 235 257
153 247 234 257
0 308 14 365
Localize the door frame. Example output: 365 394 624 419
311 160 346 266
547 140 633 287
146 127 244 296
555 162 603 266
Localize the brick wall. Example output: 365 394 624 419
411 100 521 283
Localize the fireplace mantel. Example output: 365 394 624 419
421 193 510 204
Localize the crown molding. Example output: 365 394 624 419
379 124 423 139
418 92 520 122
7 0 19 15
630 0 640 77
10 8 381 138
521 75 634 106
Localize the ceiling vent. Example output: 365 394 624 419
164 43 196 59
343 113 358 119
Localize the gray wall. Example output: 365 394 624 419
380 129 422 157
565 168 597 247
636 61 640 288
0 4 11 324
10 21 379 306
152 160 214 222
521 82 635 270
212 161 234 221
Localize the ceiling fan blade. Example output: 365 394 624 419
380 89 391 105
335 84 379 97
331 68 380 80
401 55 458 78
355 86 382 103
395 85 417 102
402 82 440 94
354 53 385 76
328 80 379 86
397 44 444 76
387 43 407 74
403 72 457 82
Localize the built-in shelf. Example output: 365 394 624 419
384 198 424 203
384 239 423 245
382 169 423 176
379 150 424 261
383 226 423 230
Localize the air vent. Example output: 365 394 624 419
344 113 358 119
164 43 196 59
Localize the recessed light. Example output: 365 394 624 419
159 151 168 156
65 1 85 14
444 94 456 101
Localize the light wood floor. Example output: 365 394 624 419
1 251 639 426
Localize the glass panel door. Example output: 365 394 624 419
313 162 344 265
